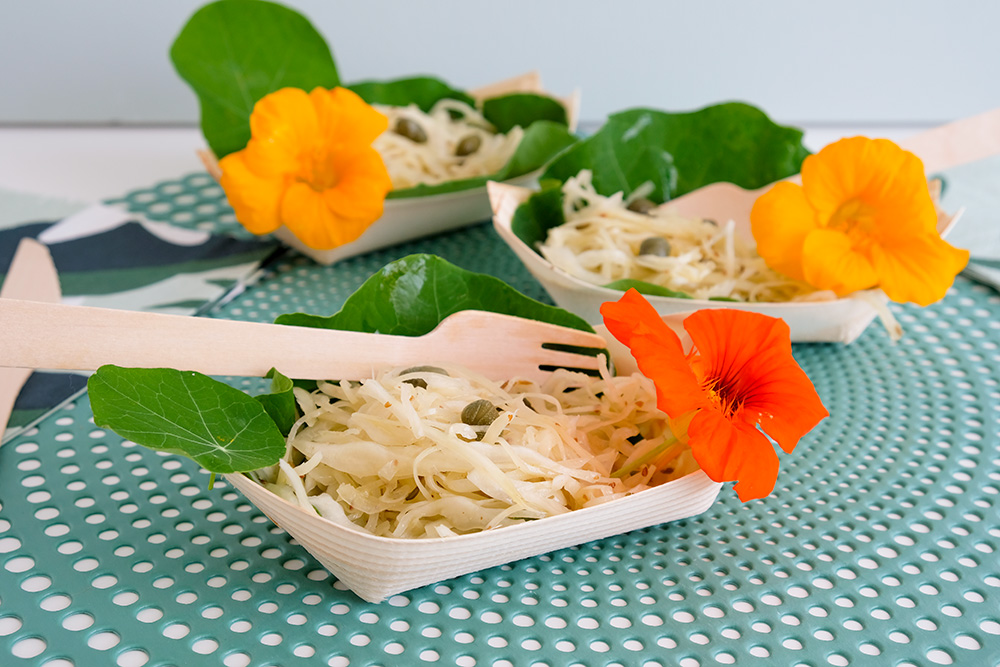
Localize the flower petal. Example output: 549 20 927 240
803 137 936 237
280 182 342 250
801 228 878 296
218 151 284 235
312 87 389 146
325 147 393 221
250 87 319 168
750 181 817 282
600 289 706 417
688 407 779 502
801 137 877 218
871 233 970 306
683 309 828 455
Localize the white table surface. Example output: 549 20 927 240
0 124 932 204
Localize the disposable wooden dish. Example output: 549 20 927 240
224 320 722 603
202 71 581 266
485 107 1000 343
488 180 961 344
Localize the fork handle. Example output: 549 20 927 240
0 298 426 380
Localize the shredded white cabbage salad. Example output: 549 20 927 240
259 363 699 539
538 171 824 302
373 99 524 189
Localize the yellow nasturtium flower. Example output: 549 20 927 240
751 137 969 306
219 87 392 250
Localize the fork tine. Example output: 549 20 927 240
427 310 611 382
535 348 607 373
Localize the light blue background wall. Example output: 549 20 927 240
2 0 998 126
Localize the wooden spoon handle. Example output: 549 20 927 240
0 298 421 380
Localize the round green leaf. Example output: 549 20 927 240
88 365 286 473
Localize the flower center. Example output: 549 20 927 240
703 376 743 419
300 149 340 192
828 198 876 245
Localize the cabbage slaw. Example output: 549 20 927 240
261 363 698 539
539 171 819 302
374 99 524 190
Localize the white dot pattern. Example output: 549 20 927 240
1 176 998 666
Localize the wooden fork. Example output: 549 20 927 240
0 298 610 383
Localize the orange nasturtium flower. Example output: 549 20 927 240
601 289 829 501
750 136 969 306
218 87 393 250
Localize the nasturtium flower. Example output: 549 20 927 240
750 137 969 306
601 289 828 501
218 86 392 250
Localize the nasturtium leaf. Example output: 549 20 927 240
387 121 577 199
88 365 285 473
482 93 569 134
348 76 475 112
509 178 566 247
541 113 680 206
170 0 340 158
602 280 693 299
542 103 809 202
491 121 576 181
254 368 297 436
274 254 595 335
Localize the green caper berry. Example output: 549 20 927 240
461 399 499 426
455 134 481 157
627 197 657 215
394 118 427 143
638 236 671 257
401 365 448 389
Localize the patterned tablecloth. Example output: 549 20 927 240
0 171 998 667
0 177 277 440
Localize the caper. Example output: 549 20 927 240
638 236 671 257
461 399 499 426
394 118 427 143
627 197 657 215
455 134 481 157
401 365 448 389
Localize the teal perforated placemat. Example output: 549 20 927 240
1 174 999 667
